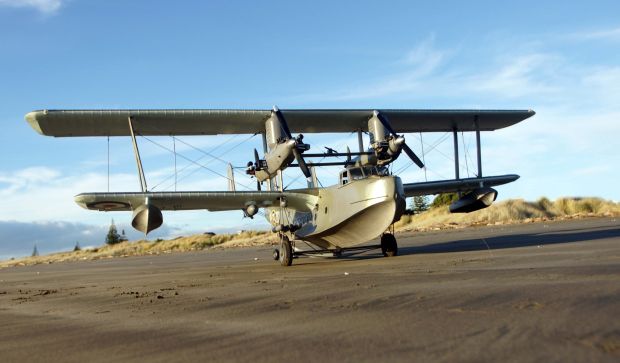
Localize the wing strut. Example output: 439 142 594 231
475 116 482 178
128 116 148 192
453 128 459 180
357 129 364 153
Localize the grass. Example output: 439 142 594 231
1 230 274 268
3 197 618 268
395 197 620 231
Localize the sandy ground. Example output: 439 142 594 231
0 217 619 362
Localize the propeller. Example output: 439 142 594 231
254 148 261 168
244 149 263 190
346 146 352 166
273 106 312 179
373 110 425 169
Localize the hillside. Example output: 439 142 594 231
2 197 618 268
396 197 620 231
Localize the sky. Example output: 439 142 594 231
1 0 619 259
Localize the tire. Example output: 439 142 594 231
273 248 280 261
381 233 398 257
279 236 293 266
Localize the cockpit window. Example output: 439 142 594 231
340 171 349 185
362 166 389 176
349 168 365 180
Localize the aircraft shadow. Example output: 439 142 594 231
398 226 620 256
321 226 620 263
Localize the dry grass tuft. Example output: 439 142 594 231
397 197 620 232
1 230 272 268
3 197 618 268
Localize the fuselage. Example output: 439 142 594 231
265 171 406 250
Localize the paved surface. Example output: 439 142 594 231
1 217 619 362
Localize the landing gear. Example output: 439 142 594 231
272 248 280 261
381 233 398 257
279 235 293 266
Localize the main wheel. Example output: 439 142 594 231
272 248 280 261
381 233 398 257
279 236 293 266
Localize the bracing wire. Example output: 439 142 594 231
173 136 177 191
395 132 451 175
420 132 427 182
150 134 239 190
462 131 470 177
148 133 257 191
134 118 258 191
139 134 257 191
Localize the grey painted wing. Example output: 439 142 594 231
74 190 318 212
402 174 519 197
26 109 535 136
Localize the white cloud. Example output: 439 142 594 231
463 53 562 99
568 27 620 42
280 33 620 202
0 0 64 14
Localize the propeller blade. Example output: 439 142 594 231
375 110 424 169
346 146 351 166
254 148 260 169
293 148 312 179
402 143 425 168
374 110 397 137
273 106 292 139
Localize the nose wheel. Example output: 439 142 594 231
277 235 293 266
381 233 398 257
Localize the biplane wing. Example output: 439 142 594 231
75 190 318 212
403 174 519 197
25 109 535 137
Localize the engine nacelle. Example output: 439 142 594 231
449 187 498 213
244 203 258 218
131 204 163 234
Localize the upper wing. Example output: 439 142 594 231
75 190 319 212
403 174 519 197
25 109 535 137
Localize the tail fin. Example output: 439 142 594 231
307 165 318 188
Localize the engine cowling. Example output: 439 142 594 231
131 204 163 234
449 187 497 213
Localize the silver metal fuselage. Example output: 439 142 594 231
265 175 406 250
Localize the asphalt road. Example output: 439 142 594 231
1 217 619 362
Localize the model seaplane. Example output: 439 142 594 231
25 107 534 266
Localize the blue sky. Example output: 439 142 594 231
1 0 619 259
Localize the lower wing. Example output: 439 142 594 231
403 174 519 197
75 190 318 213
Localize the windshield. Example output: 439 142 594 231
349 168 365 180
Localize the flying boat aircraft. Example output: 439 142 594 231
25 107 534 266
